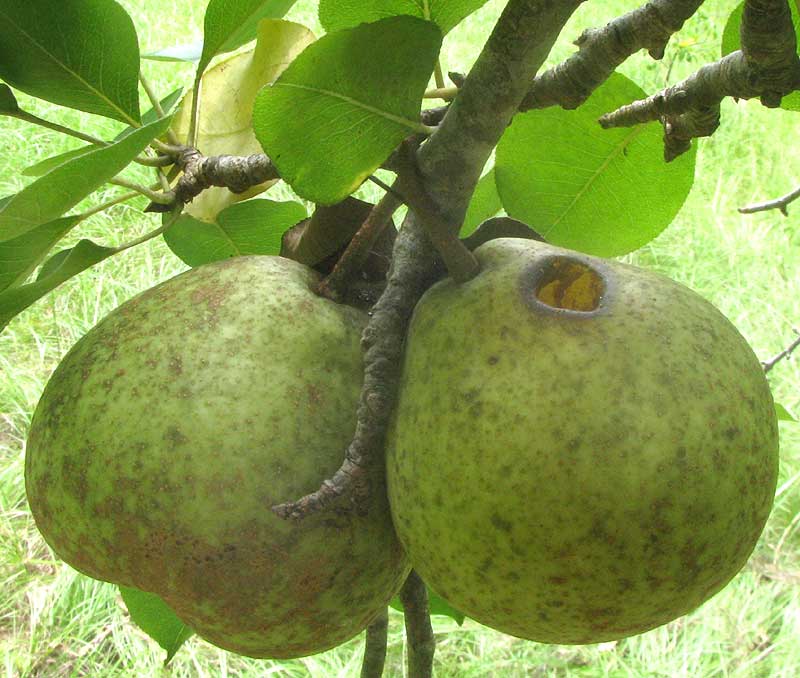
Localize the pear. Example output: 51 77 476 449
387 238 778 643
26 255 409 658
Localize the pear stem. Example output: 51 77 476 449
360 607 389 678
400 571 435 678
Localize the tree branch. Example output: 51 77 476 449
739 184 800 215
521 0 705 111
393 140 479 282
360 608 389 678
172 150 280 204
272 214 442 519
416 0 586 228
599 0 800 160
399 571 435 678
762 328 800 373
272 0 586 520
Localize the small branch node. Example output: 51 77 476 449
762 328 800 373
739 184 800 215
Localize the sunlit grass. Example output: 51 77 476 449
1 0 799 675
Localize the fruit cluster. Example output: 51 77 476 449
25 239 778 657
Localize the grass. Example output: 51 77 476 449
1 0 799 675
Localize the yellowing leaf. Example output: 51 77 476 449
171 19 314 222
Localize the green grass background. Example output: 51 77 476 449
1 0 799 675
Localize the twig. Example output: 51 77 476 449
739 185 800 215
762 328 800 373
360 608 389 678
170 150 280 206
522 0 705 111
399 571 435 678
318 191 402 301
520 0 703 111
598 0 800 160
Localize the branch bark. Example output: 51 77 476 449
418 0 587 228
599 0 800 160
173 150 280 204
521 0 705 111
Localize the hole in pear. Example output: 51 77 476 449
534 257 603 312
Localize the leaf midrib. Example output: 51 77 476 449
275 82 425 132
543 126 645 237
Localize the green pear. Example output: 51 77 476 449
387 238 778 644
26 255 409 658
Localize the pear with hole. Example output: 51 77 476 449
25 255 409 658
387 238 778 643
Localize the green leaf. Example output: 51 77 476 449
253 16 442 204
143 41 203 63
495 73 696 257
119 586 193 664
0 0 141 124
0 116 173 241
721 1 800 111
460 168 502 236
23 89 183 178
0 216 81 291
173 20 314 221
198 0 299 76
319 0 489 35
0 84 19 113
23 147 98 178
776 403 797 423
36 248 71 281
390 588 465 625
0 239 115 330
163 199 307 267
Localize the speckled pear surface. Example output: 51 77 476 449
387 238 778 644
26 255 409 658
